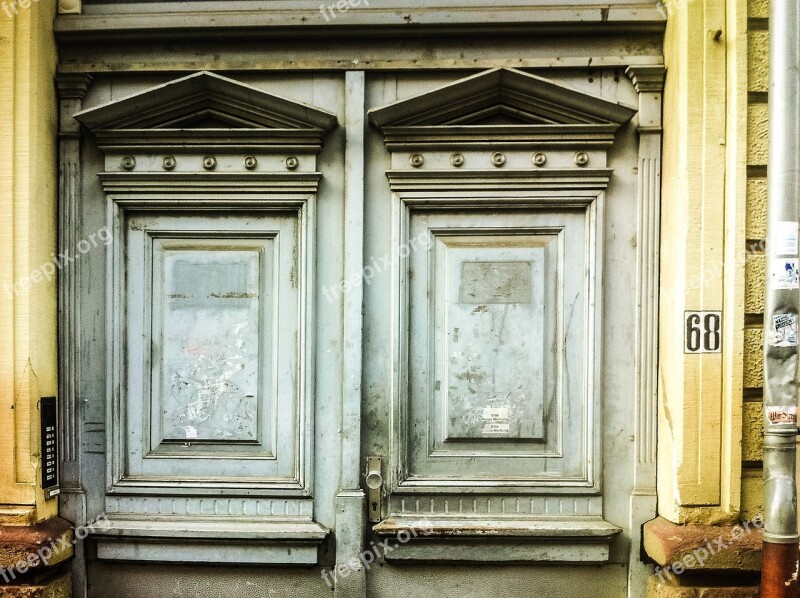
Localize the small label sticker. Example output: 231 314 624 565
769 313 799 347
776 222 800 256
184 426 198 439
483 422 511 434
767 406 798 425
482 406 510 434
772 259 800 289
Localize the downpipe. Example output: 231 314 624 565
762 436 799 596
762 0 800 596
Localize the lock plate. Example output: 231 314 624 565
365 456 383 523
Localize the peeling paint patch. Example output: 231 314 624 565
160 250 262 442
446 255 545 441
786 559 799 586
460 261 532 304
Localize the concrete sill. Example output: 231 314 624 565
643 517 763 572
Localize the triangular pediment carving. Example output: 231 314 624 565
163 112 252 129
75 71 337 152
370 67 635 128
452 104 555 126
368 68 636 150
76 71 337 131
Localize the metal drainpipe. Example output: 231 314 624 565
762 0 800 595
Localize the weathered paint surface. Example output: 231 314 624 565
0 0 59 521
61 44 657 598
162 251 260 442
448 255 545 441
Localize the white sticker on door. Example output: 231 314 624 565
482 406 510 434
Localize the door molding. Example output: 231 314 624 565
366 68 635 562
69 71 337 564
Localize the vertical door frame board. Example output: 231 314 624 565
335 70 368 598
626 64 665 596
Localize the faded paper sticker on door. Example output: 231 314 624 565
766 406 798 425
771 259 800 289
482 406 510 435
768 313 798 347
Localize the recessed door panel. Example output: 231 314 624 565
124 213 301 484
444 243 547 443
64 70 339 569
153 242 270 450
406 209 593 486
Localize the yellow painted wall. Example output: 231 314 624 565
658 0 749 524
0 0 59 524
658 0 787 526
739 0 769 521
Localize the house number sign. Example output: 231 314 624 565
684 311 722 354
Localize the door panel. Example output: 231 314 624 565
66 72 338 569
125 214 299 482
364 67 637 563
407 210 589 482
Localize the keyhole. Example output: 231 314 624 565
371 501 378 513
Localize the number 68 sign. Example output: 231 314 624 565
684 311 722 353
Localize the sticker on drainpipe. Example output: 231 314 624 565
776 221 799 255
768 313 799 347
771 258 800 289
766 406 798 425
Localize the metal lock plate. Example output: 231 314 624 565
365 456 383 523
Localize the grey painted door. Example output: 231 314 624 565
60 67 657 598
359 69 643 577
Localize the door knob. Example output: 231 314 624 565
366 456 383 523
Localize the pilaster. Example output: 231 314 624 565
334 71 368 598
0 0 59 520
0 2 74 596
626 63 665 598
54 73 91 598
657 0 744 524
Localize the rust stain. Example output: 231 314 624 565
209 292 257 299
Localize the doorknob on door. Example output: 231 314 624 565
365 456 383 523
